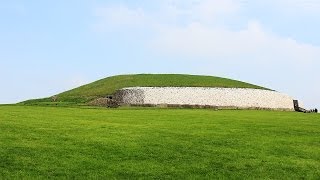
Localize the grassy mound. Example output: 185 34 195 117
21 74 268 105
0 106 319 178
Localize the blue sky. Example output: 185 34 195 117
1 0 319 108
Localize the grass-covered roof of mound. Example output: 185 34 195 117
22 74 268 105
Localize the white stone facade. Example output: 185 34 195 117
115 87 295 110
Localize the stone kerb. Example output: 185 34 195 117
114 87 295 110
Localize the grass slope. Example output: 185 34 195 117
22 74 267 105
0 106 319 179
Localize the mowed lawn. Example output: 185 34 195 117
0 106 319 179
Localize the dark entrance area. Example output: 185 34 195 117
293 100 318 113
293 100 299 111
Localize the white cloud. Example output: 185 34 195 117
93 0 240 30
150 21 320 64
93 0 320 65
163 0 239 23
192 0 239 20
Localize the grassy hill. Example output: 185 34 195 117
21 74 268 105
0 106 319 179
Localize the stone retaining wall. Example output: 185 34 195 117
114 87 295 110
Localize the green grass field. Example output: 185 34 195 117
0 106 319 179
21 74 267 105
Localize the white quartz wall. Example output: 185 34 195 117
117 87 295 110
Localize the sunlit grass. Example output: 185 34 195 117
0 106 319 179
